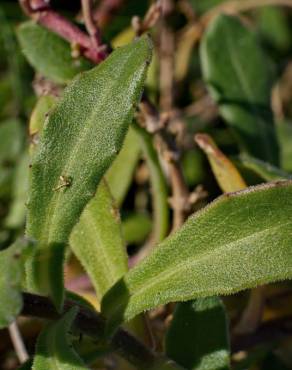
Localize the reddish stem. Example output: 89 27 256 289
20 1 108 64
37 10 107 63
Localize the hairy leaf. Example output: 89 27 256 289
195 133 246 192
70 180 128 301
102 181 292 331
17 21 92 84
0 239 32 328
26 36 152 309
166 297 230 370
29 94 57 144
32 307 86 370
106 127 141 206
200 14 279 165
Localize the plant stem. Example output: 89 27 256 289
139 99 190 232
130 122 169 265
21 292 183 370
159 0 175 112
18 0 108 63
81 0 103 49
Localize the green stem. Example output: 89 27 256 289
131 122 169 263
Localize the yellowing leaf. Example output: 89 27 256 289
195 133 246 192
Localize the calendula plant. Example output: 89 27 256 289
2 0 292 369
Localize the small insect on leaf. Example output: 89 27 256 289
53 175 73 192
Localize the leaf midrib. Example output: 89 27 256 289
120 219 292 314
40 48 136 246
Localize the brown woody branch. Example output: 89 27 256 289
21 292 182 370
139 98 190 232
21 292 292 363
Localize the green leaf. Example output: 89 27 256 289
200 14 279 165
102 181 292 331
165 298 230 370
277 120 292 172
190 0 224 14
0 6 32 116
257 7 291 51
181 149 205 187
29 94 57 141
17 21 92 84
238 154 291 182
106 126 141 206
5 152 29 229
0 118 24 163
122 213 152 245
70 180 128 301
32 307 87 370
0 75 13 119
0 119 24 197
0 239 32 328
132 122 169 245
26 35 152 310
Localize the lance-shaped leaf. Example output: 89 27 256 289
195 133 246 192
132 122 169 245
200 14 279 165
70 180 128 301
32 307 87 370
0 239 32 328
238 154 291 182
26 35 152 310
102 181 292 332
165 297 230 370
17 21 92 84
106 127 141 206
